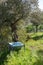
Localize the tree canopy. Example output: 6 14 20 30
0 0 38 26
0 0 38 41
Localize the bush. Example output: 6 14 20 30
3 46 38 65
17 28 27 43
26 25 34 33
0 26 12 42
38 25 43 31
4 47 33 65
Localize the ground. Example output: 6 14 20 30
0 32 43 65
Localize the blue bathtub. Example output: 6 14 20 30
9 42 25 51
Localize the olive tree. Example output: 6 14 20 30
0 0 38 42
30 11 41 32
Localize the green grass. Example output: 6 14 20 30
26 32 43 49
0 32 43 65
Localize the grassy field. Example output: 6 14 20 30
27 32 43 49
0 32 43 65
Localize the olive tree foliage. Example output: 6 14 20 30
30 8 43 32
0 0 31 26
0 0 38 42
30 10 41 32
0 0 38 25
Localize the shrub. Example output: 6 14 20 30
4 47 33 65
0 26 12 42
26 25 34 33
17 28 27 43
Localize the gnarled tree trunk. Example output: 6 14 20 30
11 23 18 42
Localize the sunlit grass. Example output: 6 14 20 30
0 32 43 65
26 32 43 50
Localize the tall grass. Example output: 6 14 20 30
0 32 43 65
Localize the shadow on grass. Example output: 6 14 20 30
33 49 43 65
32 35 43 41
0 43 20 65
0 42 11 65
0 49 11 65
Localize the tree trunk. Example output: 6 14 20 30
11 23 18 42
10 17 23 42
12 31 18 42
36 25 38 32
